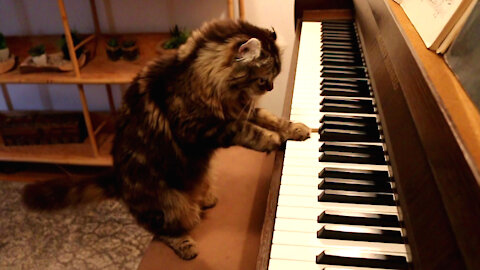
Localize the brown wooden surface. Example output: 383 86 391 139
294 0 353 26
355 1 466 268
303 9 353 21
0 33 172 84
370 1 480 269
388 1 480 171
139 147 275 270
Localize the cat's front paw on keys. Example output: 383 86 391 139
261 131 282 152
287 122 311 141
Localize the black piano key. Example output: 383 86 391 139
321 32 355 38
318 177 392 192
320 142 384 154
320 98 374 113
319 127 381 142
321 57 363 66
318 190 396 206
322 78 370 90
316 250 408 269
318 167 390 181
321 70 366 79
321 65 367 76
319 143 385 161
321 87 371 97
319 151 386 164
320 123 378 134
320 115 378 126
317 210 401 227
317 225 404 243
321 36 355 42
322 24 354 29
319 50 358 56
320 102 374 113
322 44 357 52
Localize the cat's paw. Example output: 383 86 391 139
287 122 311 141
164 235 198 260
201 192 218 210
263 132 282 152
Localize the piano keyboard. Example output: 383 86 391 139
268 21 409 269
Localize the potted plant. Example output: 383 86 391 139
0 33 9 62
60 31 84 60
106 37 121 61
163 25 189 49
121 39 139 61
28 44 47 66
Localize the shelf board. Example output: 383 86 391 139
388 1 480 174
0 33 175 84
0 112 114 166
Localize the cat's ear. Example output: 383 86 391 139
270 27 277 40
237 38 261 62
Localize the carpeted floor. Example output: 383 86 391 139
0 181 152 270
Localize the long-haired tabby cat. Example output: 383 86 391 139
22 19 310 260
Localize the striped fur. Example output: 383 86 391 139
22 19 310 260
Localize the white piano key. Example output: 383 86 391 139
275 205 397 221
281 161 388 172
271 231 407 254
280 175 319 187
269 245 403 270
277 195 398 214
268 258 394 270
273 218 402 234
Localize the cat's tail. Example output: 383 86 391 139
22 170 117 211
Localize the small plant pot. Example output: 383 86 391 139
122 44 139 61
106 45 122 61
0 48 9 62
32 54 47 66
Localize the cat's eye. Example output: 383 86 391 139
258 78 267 85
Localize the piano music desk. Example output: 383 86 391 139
138 146 275 270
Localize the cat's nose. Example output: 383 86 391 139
266 82 273 91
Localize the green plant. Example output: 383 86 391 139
107 38 119 47
28 44 45 57
122 40 136 48
60 31 83 60
163 25 189 49
0 33 7 49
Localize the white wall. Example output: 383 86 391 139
0 0 294 116
243 0 295 116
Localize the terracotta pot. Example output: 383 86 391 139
122 45 139 61
0 48 9 62
106 45 122 61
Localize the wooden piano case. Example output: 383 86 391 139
257 1 480 269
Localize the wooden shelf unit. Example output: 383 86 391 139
0 112 114 166
0 0 244 166
0 33 173 84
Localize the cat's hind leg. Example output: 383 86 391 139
155 234 198 260
128 189 202 259
199 170 218 210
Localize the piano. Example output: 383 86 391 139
256 1 480 269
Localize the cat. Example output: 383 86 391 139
22 19 311 260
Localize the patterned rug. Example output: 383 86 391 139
0 181 152 270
